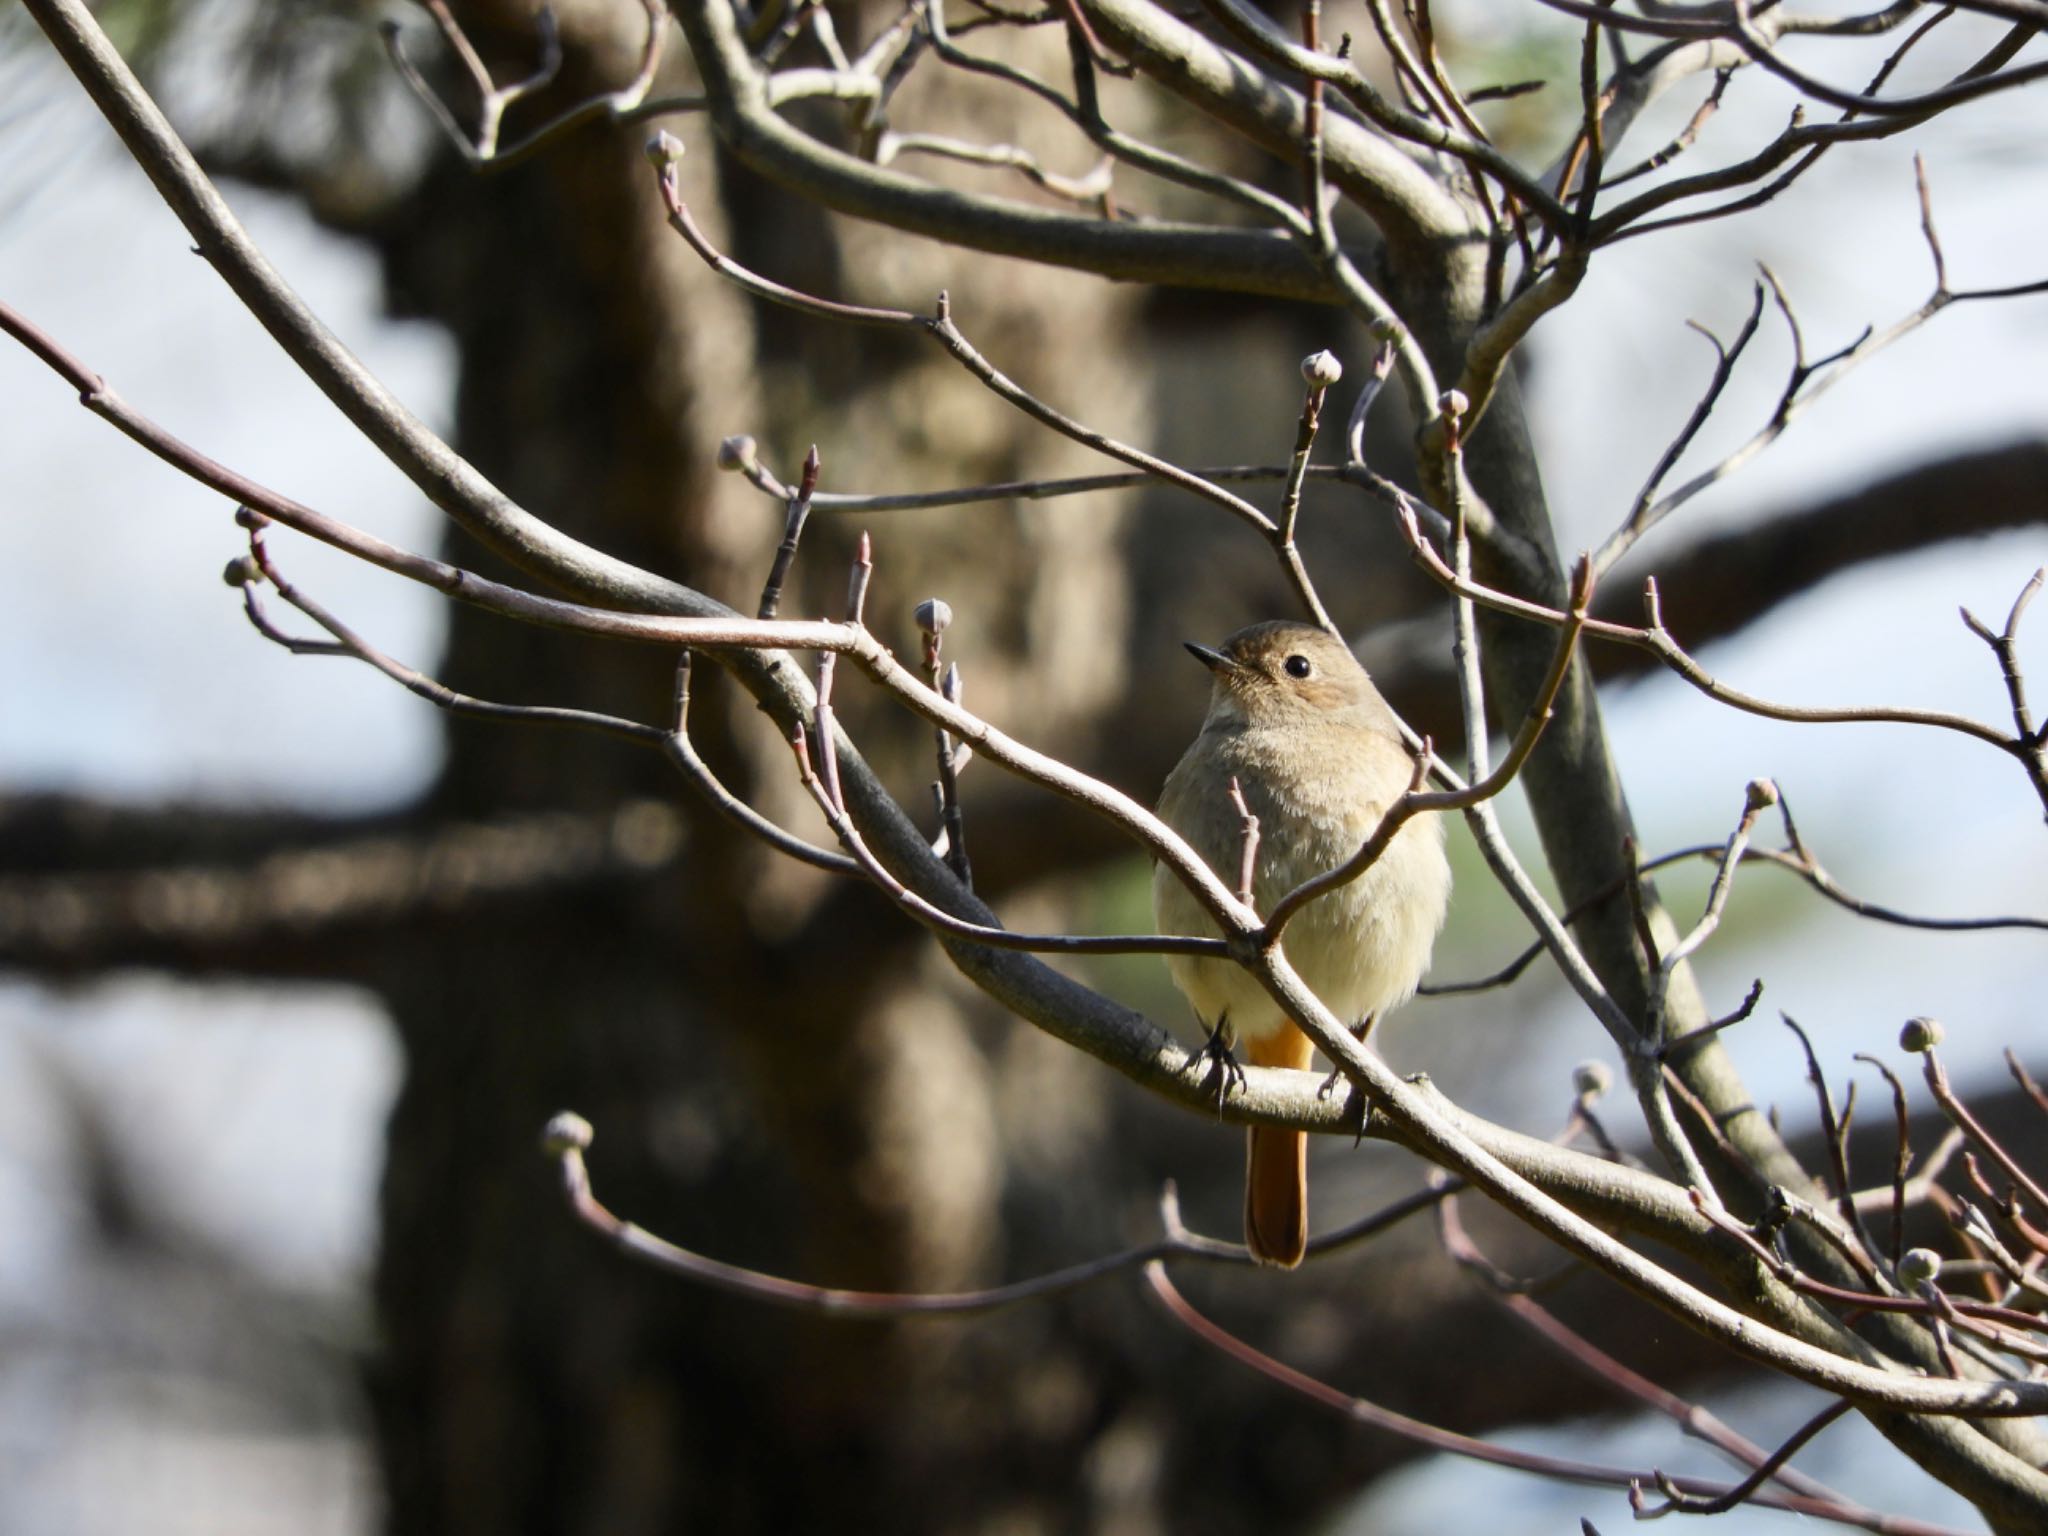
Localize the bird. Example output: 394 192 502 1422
1152 621 1450 1267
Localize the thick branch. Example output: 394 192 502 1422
0 797 680 978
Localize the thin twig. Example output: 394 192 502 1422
547 1118 1247 1309
383 0 671 172
1273 342 1338 630
791 718 1223 957
1781 1013 1885 1281
1924 1048 2048 1218
1440 1202 1862 1511
238 514 669 748
1146 1263 1979 1534
1639 1400 1855 1517
1395 506 2044 800
1961 567 2045 751
1595 284 1767 575
1226 776 1260 909
758 445 820 620
651 146 1295 543
1691 1192 2048 1342
1650 780 1776 1046
2008 1051 2048 1119
1261 554 1593 939
1852 1052 1912 1271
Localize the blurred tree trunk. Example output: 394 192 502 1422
347 6 1315 1531
339 7 1655 1532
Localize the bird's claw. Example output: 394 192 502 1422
1190 1016 1245 1117
1317 1015 1378 1145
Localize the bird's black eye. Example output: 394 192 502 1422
1283 654 1313 679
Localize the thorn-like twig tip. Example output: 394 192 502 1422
1158 1179 1185 1238
1570 551 1596 608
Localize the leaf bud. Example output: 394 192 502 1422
540 1111 594 1156
1898 1247 1943 1287
644 130 686 170
1899 1017 1944 1053
1300 350 1343 387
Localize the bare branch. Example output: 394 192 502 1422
546 1117 1248 1309
1924 1045 2048 1221
383 0 672 172
1639 1400 1856 1518
1147 1263 1986 1533
1393 506 2048 813
1532 0 2048 121
669 0 1348 302
1594 283 1767 575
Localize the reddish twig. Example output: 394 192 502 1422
546 1113 1245 1310
1924 1047 2048 1219
1145 1262 1978 1534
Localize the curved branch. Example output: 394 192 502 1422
667 0 1343 301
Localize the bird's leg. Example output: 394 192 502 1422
1315 1013 1380 1145
1316 1012 1379 1098
1189 1013 1246 1116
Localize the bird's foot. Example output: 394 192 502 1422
1317 1014 1379 1145
1315 1013 1379 1098
1189 1017 1245 1117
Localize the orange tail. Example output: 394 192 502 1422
1245 1124 1308 1267
1243 1025 1316 1268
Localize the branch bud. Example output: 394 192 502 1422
540 1110 594 1155
644 130 686 170
1572 1060 1612 1100
1300 349 1343 387
221 556 260 588
1899 1017 1944 1053
715 434 757 472
914 597 953 636
1897 1247 1943 1287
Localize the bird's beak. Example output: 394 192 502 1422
1184 641 1235 674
